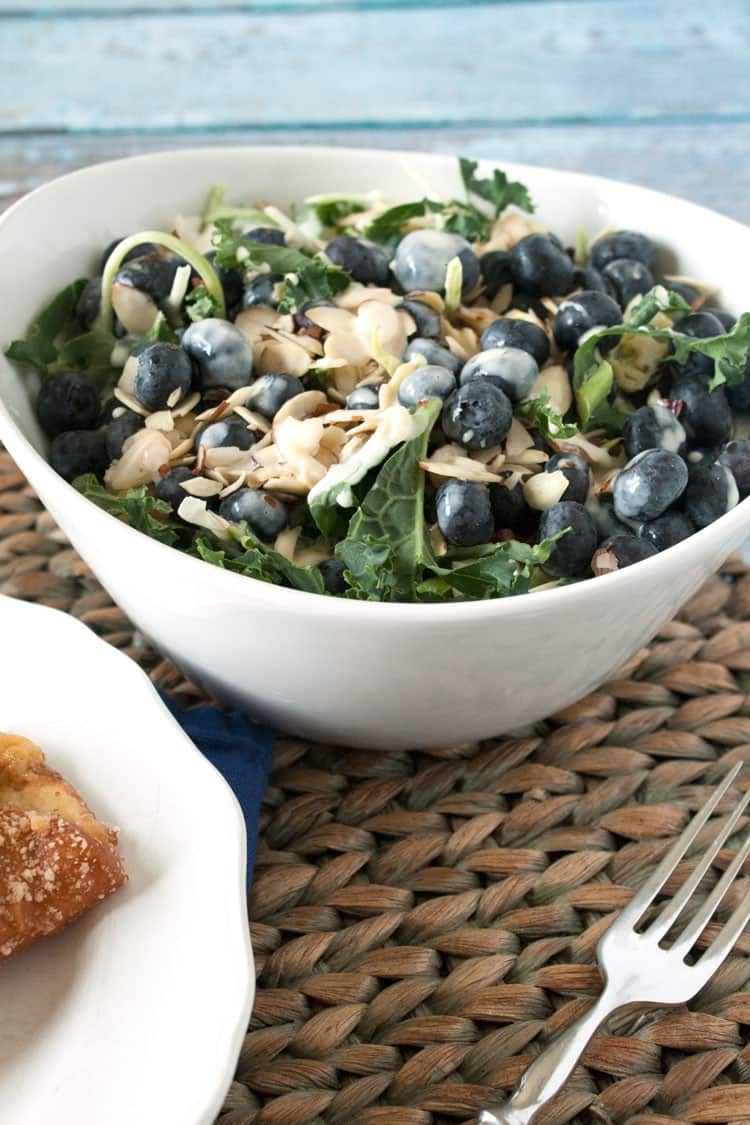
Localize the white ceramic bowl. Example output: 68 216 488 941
0 147 747 750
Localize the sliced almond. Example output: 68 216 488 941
550 432 625 471
273 390 328 427
335 284 401 309
105 429 173 491
180 476 224 498
145 410 176 432
523 469 569 510
118 353 140 397
232 406 272 433
111 283 158 336
379 358 424 409
420 456 505 484
305 305 357 334
255 337 312 377
274 525 302 562
356 300 407 365
113 386 149 417
532 364 573 416
173 391 201 419
506 417 534 459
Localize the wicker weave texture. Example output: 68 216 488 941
3 449 750 1125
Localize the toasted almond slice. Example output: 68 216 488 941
111 282 158 336
340 433 369 462
523 469 569 510
235 306 282 344
306 305 357 334
335 284 401 309
532 364 572 416
506 417 534 459
295 542 331 566
430 523 448 558
513 447 548 466
118 353 140 397
274 526 302 562
273 390 328 428
178 496 232 538
331 366 360 398
420 456 505 484
180 476 224 498
320 426 348 454
324 331 371 368
169 439 195 462
256 338 313 377
260 475 310 495
172 391 201 419
203 447 258 470
470 444 503 465
490 283 514 313
113 387 149 417
145 410 176 432
105 429 172 491
356 300 407 365
195 400 232 423
550 432 625 471
267 326 324 357
457 306 499 336
443 329 474 362
379 358 424 409
407 290 444 315
232 406 272 433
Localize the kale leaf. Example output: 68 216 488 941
73 474 180 545
459 157 535 217
5 279 87 375
515 393 577 440
335 399 441 600
418 534 562 600
185 283 220 322
194 531 325 594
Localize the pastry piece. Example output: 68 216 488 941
0 732 126 959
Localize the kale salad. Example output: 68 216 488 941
6 158 750 602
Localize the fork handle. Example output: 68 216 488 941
477 988 619 1125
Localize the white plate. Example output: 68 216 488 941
0 594 253 1125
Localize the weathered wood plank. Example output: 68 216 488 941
1 1 748 131
2 123 749 223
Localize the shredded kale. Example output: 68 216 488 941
276 259 351 314
5 279 87 376
516 394 577 440
459 157 535 217
572 286 750 432
185 283 220 322
417 534 563 600
194 531 325 594
73 475 180 545
307 196 367 229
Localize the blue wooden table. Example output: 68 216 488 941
1 0 750 221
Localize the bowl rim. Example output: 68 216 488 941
1 142 749 622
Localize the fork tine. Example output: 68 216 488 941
614 763 742 930
646 783 750 942
672 826 750 958
693 873 750 977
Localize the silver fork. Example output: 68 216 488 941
479 763 750 1125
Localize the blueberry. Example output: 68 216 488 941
36 371 101 438
242 273 283 309
325 236 390 286
590 230 656 273
545 452 590 504
100 237 158 273
725 366 750 414
442 381 513 450
49 430 109 483
510 235 575 297
601 259 654 308
133 343 193 412
613 449 689 522
459 347 537 403
489 481 531 531
114 254 182 303
196 418 257 452
683 462 739 529
671 311 725 380
718 439 750 498
623 403 687 460
204 250 244 314
573 265 609 293
245 226 285 246
105 410 145 460
156 467 194 512
480 250 513 299
591 535 658 575
591 495 636 544
538 501 597 578
244 373 304 419
435 479 494 547
398 365 456 407
318 558 347 595
404 338 462 376
346 385 381 410
638 510 694 552
670 376 732 449
704 307 736 332
219 487 288 541
77 277 102 331
181 318 253 390
392 230 480 295
553 290 622 354
398 298 441 340
480 317 550 367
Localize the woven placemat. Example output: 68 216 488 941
3 446 750 1125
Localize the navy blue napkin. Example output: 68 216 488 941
160 694 274 887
